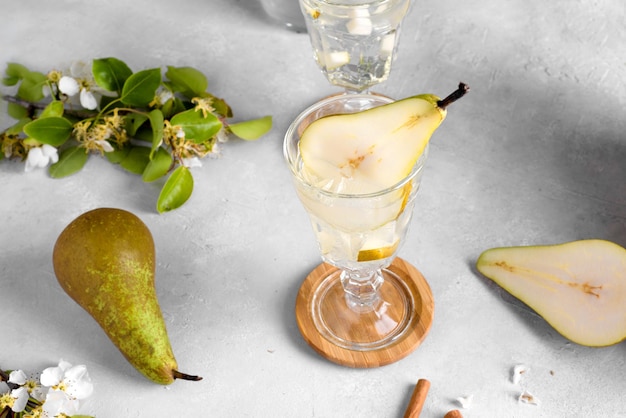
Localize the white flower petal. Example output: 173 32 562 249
40 366 64 387
59 76 80 96
64 365 93 399
31 386 48 402
80 89 98 110
43 388 79 416
41 144 59 163
10 387 28 412
8 370 27 385
456 394 474 409
512 364 528 384
0 381 9 393
182 157 202 168
95 140 114 152
70 61 90 78
25 147 44 172
57 360 72 372
519 390 539 405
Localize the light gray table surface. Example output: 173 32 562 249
1 1 625 417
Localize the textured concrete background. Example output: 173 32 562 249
1 0 625 416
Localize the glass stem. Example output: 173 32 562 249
340 268 384 313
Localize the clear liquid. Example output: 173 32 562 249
293 155 418 270
301 0 410 91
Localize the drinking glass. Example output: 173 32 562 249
299 0 411 93
260 0 307 32
284 93 434 367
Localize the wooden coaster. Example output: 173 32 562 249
295 258 434 368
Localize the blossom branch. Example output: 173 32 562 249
2 95 97 119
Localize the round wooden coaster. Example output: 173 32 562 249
295 257 434 368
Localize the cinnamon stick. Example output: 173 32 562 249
403 378 430 418
444 410 464 418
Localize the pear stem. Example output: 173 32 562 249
436 82 470 109
172 370 203 381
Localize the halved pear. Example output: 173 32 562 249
299 83 469 195
476 239 626 347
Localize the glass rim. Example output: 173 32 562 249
283 93 428 200
301 0 404 6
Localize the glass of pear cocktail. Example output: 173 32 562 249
285 84 467 362
299 0 411 93
284 93 430 354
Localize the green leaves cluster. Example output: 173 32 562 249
1 58 272 213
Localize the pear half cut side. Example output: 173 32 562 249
476 239 626 347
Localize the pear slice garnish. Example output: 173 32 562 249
299 83 469 195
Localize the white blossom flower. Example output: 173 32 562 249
25 144 59 172
40 360 93 417
10 386 28 412
58 62 101 110
9 369 27 385
58 76 80 96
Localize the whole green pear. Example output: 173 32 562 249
52 207 201 384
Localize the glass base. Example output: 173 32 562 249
312 267 415 351
295 258 434 367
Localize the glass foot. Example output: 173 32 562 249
295 258 434 368
312 267 414 351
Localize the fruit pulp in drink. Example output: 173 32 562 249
294 155 419 270
300 0 410 91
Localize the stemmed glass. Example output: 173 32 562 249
287 0 433 368
284 95 434 368
299 0 410 96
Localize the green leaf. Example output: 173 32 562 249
120 68 161 107
49 146 89 178
105 145 130 163
170 109 222 143
119 146 151 174
205 93 232 118
157 166 193 213
92 57 133 93
3 63 30 86
165 66 208 98
229 116 272 140
147 109 164 157
124 113 149 136
3 63 47 101
23 116 73 146
17 72 47 102
39 101 65 118
142 147 172 182
5 118 30 135
7 102 28 119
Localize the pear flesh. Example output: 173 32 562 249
476 239 626 347
299 94 446 195
52 208 201 384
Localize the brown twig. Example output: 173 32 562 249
2 94 97 119
403 379 430 418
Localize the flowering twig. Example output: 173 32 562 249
1 58 273 213
2 95 96 119
1 360 94 418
